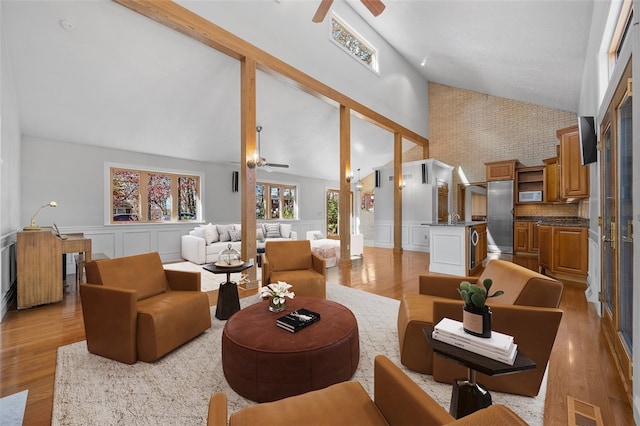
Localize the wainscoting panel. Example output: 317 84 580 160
374 223 393 248
156 229 183 260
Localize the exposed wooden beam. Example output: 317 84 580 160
393 132 403 253
240 57 257 288
113 0 429 148
312 0 333 23
339 105 352 266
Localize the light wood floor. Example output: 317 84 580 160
0 247 634 425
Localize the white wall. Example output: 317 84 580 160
1 11 22 320
19 136 336 260
177 0 429 138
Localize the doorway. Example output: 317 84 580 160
600 60 633 389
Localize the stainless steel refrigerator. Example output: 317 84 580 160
487 180 514 253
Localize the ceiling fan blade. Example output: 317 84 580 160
312 0 333 23
265 162 290 168
361 0 385 17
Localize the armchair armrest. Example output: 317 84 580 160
79 284 138 364
206 393 228 426
374 355 454 425
419 274 478 299
165 269 201 291
311 252 326 275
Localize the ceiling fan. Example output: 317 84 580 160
313 0 385 23
247 125 289 171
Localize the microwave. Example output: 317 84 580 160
519 191 543 202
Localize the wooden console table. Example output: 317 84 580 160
17 228 91 309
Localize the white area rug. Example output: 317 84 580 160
0 389 28 425
52 284 545 425
163 261 261 292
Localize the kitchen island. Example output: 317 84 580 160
427 221 487 276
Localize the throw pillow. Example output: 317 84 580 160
193 227 205 240
280 223 292 238
234 224 241 231
202 223 218 245
256 228 265 241
312 231 323 240
229 229 242 242
264 223 281 238
217 224 233 242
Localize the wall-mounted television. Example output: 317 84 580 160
578 116 597 165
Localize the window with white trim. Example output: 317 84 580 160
330 13 379 72
256 182 297 220
109 166 201 224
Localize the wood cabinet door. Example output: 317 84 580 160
553 227 588 275
476 224 487 264
558 126 590 199
543 158 560 203
513 222 529 252
529 222 539 251
538 225 552 269
485 160 516 181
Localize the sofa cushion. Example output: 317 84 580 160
201 223 219 245
264 223 281 238
217 224 233 242
229 229 241 242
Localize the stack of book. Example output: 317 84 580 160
276 308 321 333
432 318 517 365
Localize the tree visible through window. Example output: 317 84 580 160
256 182 297 220
110 166 200 224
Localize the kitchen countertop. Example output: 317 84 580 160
515 216 589 228
423 221 487 227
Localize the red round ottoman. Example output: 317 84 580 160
222 296 360 402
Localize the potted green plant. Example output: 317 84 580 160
458 279 503 338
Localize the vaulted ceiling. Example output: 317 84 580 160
2 0 594 181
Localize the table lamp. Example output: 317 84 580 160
24 201 57 231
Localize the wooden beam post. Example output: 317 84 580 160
240 57 257 288
393 132 403 253
339 105 352 266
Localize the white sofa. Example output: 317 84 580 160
181 223 297 265
306 231 364 267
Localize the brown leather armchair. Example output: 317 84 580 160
398 259 563 396
262 240 326 298
80 252 211 364
207 355 529 426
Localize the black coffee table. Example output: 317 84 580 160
423 326 536 419
203 259 254 320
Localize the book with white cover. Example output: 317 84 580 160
432 330 518 365
434 318 514 352
432 329 514 357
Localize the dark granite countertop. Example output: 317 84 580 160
515 216 589 228
424 221 487 227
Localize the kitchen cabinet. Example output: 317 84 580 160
485 159 518 181
514 221 539 254
543 157 560 203
428 222 487 276
538 225 587 276
515 166 544 204
557 126 589 200
538 225 553 270
553 226 588 275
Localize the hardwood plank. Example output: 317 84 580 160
0 248 634 424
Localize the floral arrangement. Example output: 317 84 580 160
259 281 295 307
